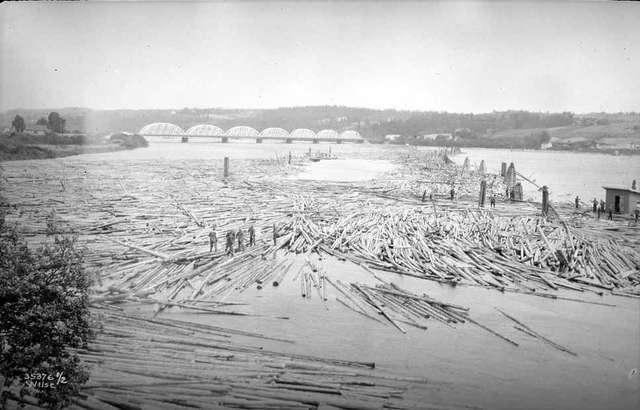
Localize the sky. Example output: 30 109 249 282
1 1 639 113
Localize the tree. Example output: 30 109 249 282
0 223 93 408
11 115 25 133
47 112 66 133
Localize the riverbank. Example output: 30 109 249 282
1 144 638 409
0 132 148 161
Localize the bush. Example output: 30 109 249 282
109 133 148 149
0 222 94 409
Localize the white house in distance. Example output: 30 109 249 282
384 134 402 142
417 133 453 142
25 124 48 135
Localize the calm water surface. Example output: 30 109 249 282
449 147 640 203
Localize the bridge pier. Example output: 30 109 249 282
313 139 319 144
221 137 229 143
256 138 263 143
285 138 292 144
181 136 189 143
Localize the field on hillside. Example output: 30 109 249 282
488 122 640 150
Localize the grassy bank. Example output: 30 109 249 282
0 132 148 161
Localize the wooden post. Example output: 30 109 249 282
513 183 523 201
288 151 291 165
505 162 516 187
541 185 549 216
479 180 487 207
224 157 229 178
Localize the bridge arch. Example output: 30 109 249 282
139 122 184 135
339 130 363 140
290 128 316 140
260 127 290 139
186 124 224 136
226 126 259 138
316 129 339 140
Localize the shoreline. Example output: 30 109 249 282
0 143 145 162
0 132 149 162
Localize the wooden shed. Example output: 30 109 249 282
602 186 640 214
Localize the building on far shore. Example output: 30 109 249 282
26 125 48 135
384 134 402 142
602 185 640 214
419 133 453 141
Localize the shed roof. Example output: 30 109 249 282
602 186 640 195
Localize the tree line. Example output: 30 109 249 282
10 112 66 134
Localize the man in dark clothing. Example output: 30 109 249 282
592 198 598 213
600 200 605 213
607 209 613 220
490 195 496 208
574 196 580 209
450 188 455 201
236 228 244 252
248 225 255 246
225 230 235 255
209 225 217 253
634 207 639 224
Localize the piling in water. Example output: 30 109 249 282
479 180 487 207
542 185 549 216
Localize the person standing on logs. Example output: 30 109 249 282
634 205 639 224
209 225 218 253
248 224 255 246
236 228 245 252
607 208 613 221
600 200 605 214
225 230 235 255
450 187 455 201
575 196 580 209
490 195 496 208
592 198 598 213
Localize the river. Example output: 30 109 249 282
2 140 639 410
449 147 640 204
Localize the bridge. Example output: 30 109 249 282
137 123 365 144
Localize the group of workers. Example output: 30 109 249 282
208 223 280 255
574 196 639 223
447 186 496 207
588 197 614 220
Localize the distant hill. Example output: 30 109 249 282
2 107 639 152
